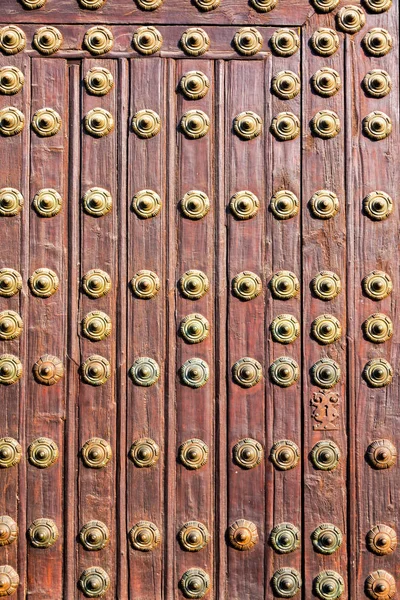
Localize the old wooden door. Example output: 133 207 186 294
0 0 398 598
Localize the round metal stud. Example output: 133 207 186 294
363 359 393 388
180 314 210 344
271 29 300 57
363 70 392 99
79 521 109 551
181 28 210 57
0 107 24 137
79 567 110 598
129 438 160 468
271 112 300 141
312 68 341 98
311 110 341 139
180 191 210 220
228 519 258 551
362 0 392 12
132 109 161 139
21 0 46 7
132 189 161 219
133 26 163 55
232 271 262 301
362 270 392 300
311 440 340 471
81 355 111 386
179 568 210 599
32 188 62 218
28 518 58 548
179 439 208 470
136 0 163 9
0 269 22 298
312 524 343 555
79 0 107 7
0 566 19 597
365 570 396 600
312 271 341 301
0 310 22 341
363 28 392 57
28 437 59 469
270 523 300 554
271 314 300 344
82 311 112 341
0 355 22 386
83 26 114 56
311 359 341 388
31 108 61 137
181 110 210 139
83 188 112 217
337 6 366 34
0 516 18 546
81 438 112 468
270 271 300 300
0 26 26 55
82 269 111 298
269 357 300 388
130 357 160 387
180 71 210 100
0 188 23 217
312 0 339 12
33 26 62 55
29 268 59 298
194 0 220 10
233 438 263 470
311 28 339 57
309 190 339 220
0 438 22 468
84 67 113 96
129 521 161 551
363 112 392 141
0 67 24 96
272 71 301 100
232 357 262 388
250 0 277 11
363 191 393 221
178 521 210 552
84 108 114 138
270 440 300 471
367 525 397 556
314 571 344 600
179 270 209 300
363 313 393 344
366 439 396 470
234 111 263 140
272 567 302 598
180 358 209 388
131 270 160 299
233 28 263 56
311 315 342 345
33 355 64 386
270 190 299 220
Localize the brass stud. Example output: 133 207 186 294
131 270 160 299
312 68 341 97
82 311 112 341
270 190 299 220
271 29 300 57
28 437 59 468
28 518 58 548
21 0 46 7
84 67 114 96
130 357 160 387
193 0 220 10
363 111 392 141
180 313 210 344
271 314 300 344
363 28 392 57
311 358 341 388
29 268 59 298
312 271 341 301
135 0 164 9
311 28 339 57
81 438 112 468
0 188 23 217
180 358 209 388
179 270 209 300
179 568 210 598
362 270 392 300
314 571 344 600
363 70 392 99
272 568 302 597
33 355 64 386
363 358 393 388
132 109 161 139
0 437 22 468
180 191 210 220
269 357 300 387
271 441 300 470
0 26 26 55
0 516 18 547
181 28 210 57
33 26 62 55
228 519 258 551
367 525 397 556
33 188 62 218
0 67 24 96
232 357 262 388
312 523 343 554
230 190 259 220
251 0 277 11
82 269 111 298
336 5 366 34
178 521 210 552
181 110 210 139
31 108 61 137
79 0 107 8
311 440 340 470
363 313 393 343
233 438 263 469
132 189 161 219
365 570 396 600
233 28 263 56
309 190 339 219
270 523 300 554
79 567 110 597
180 71 210 100
81 355 111 386
270 271 300 300
232 271 262 301
79 521 110 551
84 108 114 138
311 110 341 139
311 0 339 12
133 26 163 55
271 112 300 141
129 438 160 468
0 355 23 386
0 566 19 596
83 26 114 55
179 438 209 470
272 71 301 100
234 111 263 140
0 269 22 298
129 521 161 551
311 314 342 345
0 107 25 137
366 439 396 470
362 0 392 12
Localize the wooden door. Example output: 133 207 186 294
0 1 398 599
